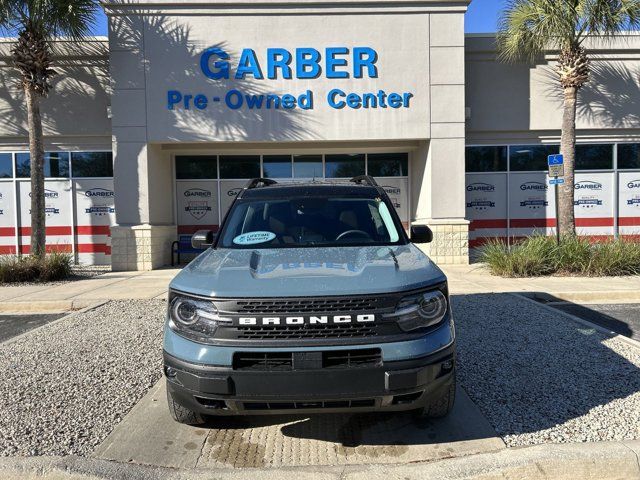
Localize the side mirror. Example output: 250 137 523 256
410 225 433 244
191 230 216 250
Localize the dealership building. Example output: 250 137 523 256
0 0 639 270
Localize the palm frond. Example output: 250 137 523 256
497 0 579 63
583 0 640 38
0 0 98 39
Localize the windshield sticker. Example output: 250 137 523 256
233 231 276 245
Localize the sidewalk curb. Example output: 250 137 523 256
0 441 638 480
512 293 640 351
536 290 640 304
0 300 97 313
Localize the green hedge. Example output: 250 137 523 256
0 252 73 283
480 236 640 277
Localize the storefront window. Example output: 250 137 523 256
71 152 113 177
293 155 323 178
575 144 613 170
175 155 218 179
618 144 640 169
509 145 558 171
219 155 260 179
0 153 11 178
325 154 365 178
465 146 507 172
263 155 292 178
367 153 408 177
15 152 70 178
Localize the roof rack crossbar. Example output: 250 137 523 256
244 178 278 189
350 175 379 187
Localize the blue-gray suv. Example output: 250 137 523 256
164 176 456 424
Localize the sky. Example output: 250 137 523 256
90 0 505 36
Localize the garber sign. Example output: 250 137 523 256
167 46 413 112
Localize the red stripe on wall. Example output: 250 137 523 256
619 217 640 227
0 245 17 254
19 226 73 236
76 243 111 254
0 227 15 237
19 244 73 254
75 225 111 236
576 217 614 227
177 225 219 235
470 219 508 230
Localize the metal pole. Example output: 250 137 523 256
555 182 560 245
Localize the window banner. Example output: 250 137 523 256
618 171 640 238
508 172 556 239
465 173 508 248
375 178 409 229
573 172 615 238
74 179 115 265
0 181 16 254
176 180 219 235
17 179 73 254
219 180 249 218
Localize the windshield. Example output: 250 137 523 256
218 195 405 248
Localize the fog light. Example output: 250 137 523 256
164 365 177 378
441 359 454 373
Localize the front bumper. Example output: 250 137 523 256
164 342 455 415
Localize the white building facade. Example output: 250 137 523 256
0 0 638 270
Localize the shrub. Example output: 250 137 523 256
479 236 640 277
0 252 73 283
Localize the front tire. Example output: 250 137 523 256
166 385 206 425
414 372 456 419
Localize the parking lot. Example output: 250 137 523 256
1 291 637 469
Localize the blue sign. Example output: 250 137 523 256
549 178 565 185
548 154 564 166
166 46 414 112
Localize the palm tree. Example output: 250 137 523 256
497 0 640 236
0 0 97 257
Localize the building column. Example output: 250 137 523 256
411 13 469 264
108 14 176 271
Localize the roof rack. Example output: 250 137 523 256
244 178 278 189
350 175 379 187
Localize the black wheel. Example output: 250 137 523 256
166 385 205 425
414 372 456 419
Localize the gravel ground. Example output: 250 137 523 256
0 300 165 456
454 293 640 447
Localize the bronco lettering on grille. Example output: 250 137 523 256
238 314 375 326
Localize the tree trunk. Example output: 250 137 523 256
558 86 577 237
25 85 46 258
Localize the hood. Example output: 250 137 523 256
169 244 446 298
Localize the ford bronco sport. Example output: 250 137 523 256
164 176 455 424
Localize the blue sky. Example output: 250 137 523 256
91 0 505 36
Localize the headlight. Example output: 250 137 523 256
385 289 448 332
168 293 230 340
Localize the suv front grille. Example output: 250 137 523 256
232 297 379 314
210 291 425 345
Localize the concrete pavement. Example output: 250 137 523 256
440 265 640 302
0 269 178 312
93 380 505 469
